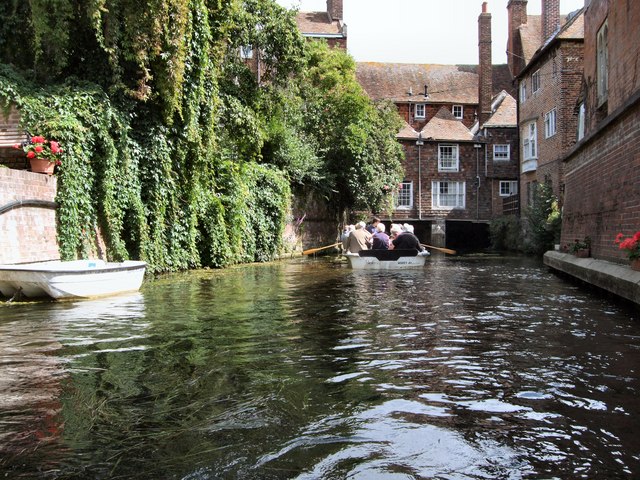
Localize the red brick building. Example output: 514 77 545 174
355 4 519 249
560 0 640 264
295 0 347 50
508 0 584 207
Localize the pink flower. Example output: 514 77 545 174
50 141 60 154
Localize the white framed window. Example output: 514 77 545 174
240 45 253 59
415 103 426 119
452 105 463 119
432 181 465 209
523 121 537 160
597 20 608 105
577 102 586 141
493 144 510 161
395 181 413 209
532 70 541 93
499 180 518 196
544 108 557 138
519 82 527 103
438 144 459 172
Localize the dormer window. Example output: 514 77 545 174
415 103 426 119
452 105 463 119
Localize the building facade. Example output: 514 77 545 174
294 0 347 50
355 4 519 249
561 0 640 263
508 0 584 208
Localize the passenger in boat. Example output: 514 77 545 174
344 221 372 253
341 224 354 243
389 224 403 241
389 223 424 251
365 217 380 234
371 223 390 250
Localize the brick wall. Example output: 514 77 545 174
0 168 59 264
583 0 640 133
562 0 640 264
0 105 28 170
397 140 493 221
518 40 584 200
562 100 640 263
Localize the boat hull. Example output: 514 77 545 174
0 260 146 299
345 250 429 270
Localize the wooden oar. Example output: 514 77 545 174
302 242 341 255
421 243 456 255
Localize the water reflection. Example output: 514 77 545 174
0 256 639 478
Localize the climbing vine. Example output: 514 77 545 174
0 0 405 272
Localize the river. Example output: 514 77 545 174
1 254 639 479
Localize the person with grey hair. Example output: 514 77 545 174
371 222 390 250
343 221 372 253
390 223 423 251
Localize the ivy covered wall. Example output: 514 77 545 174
0 0 404 272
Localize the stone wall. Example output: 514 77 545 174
0 168 59 264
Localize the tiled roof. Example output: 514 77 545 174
520 11 584 69
296 12 343 35
397 122 419 140
519 16 542 66
482 91 517 128
557 10 584 40
356 63 514 104
420 107 475 142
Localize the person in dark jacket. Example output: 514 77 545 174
389 223 423 251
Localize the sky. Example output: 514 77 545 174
275 0 585 65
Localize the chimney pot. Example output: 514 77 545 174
482 2 488 13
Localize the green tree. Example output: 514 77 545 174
299 41 405 215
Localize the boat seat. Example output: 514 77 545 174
358 249 419 261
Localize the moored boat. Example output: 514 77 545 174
0 259 147 300
345 249 430 270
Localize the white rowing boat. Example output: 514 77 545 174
345 249 430 270
0 259 146 300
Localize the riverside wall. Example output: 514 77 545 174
0 168 59 264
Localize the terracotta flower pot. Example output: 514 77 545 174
29 158 55 175
631 258 640 272
573 249 589 258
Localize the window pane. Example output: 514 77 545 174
395 181 413 208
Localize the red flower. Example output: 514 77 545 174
616 231 640 260
26 151 36 158
35 145 44 153
31 135 45 143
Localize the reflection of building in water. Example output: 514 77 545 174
0 293 146 470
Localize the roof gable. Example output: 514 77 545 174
482 91 517 128
421 107 474 141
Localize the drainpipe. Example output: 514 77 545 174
416 132 424 220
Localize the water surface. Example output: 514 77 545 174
1 255 639 479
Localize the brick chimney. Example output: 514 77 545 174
327 0 343 22
542 0 561 41
507 0 528 77
478 2 493 126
